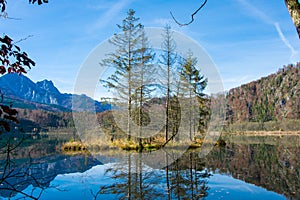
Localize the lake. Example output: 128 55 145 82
0 132 299 200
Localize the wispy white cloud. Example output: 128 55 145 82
90 0 133 31
222 75 251 84
86 1 114 11
235 0 272 24
214 75 253 90
152 18 174 26
274 22 298 62
236 0 298 63
207 75 254 92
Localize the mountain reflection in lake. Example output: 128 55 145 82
0 133 298 200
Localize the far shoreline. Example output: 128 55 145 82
222 130 300 136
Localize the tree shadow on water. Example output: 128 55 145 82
92 150 211 200
0 134 65 199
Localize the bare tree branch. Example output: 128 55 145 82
170 0 208 26
13 35 34 45
0 12 22 20
0 135 66 199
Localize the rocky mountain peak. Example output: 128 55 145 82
36 79 60 95
0 73 111 112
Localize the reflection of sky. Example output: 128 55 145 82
207 173 285 200
14 164 286 200
14 164 118 200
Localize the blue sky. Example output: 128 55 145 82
1 0 300 95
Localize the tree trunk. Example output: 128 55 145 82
285 0 300 38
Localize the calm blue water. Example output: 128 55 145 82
206 174 284 200
1 135 299 200
11 163 285 200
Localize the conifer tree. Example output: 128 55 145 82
131 29 155 148
101 9 143 140
179 50 207 140
159 25 177 142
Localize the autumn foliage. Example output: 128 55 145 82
226 63 300 126
0 35 35 134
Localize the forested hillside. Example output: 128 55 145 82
16 108 74 132
226 62 300 130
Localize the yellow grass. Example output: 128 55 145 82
62 141 87 152
226 130 300 136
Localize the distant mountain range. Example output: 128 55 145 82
0 62 299 132
0 73 111 113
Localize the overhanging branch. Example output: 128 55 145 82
170 0 208 26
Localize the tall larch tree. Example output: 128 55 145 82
159 25 177 142
100 9 143 141
179 50 207 140
132 29 155 148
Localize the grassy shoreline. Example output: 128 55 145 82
60 130 300 154
222 130 300 136
61 136 228 153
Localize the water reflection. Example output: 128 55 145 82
0 133 298 199
166 152 210 200
203 136 300 199
95 152 210 200
0 133 100 199
95 154 165 199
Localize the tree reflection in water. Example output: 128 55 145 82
1 134 298 199
94 151 211 200
0 133 100 200
94 153 165 200
0 135 59 199
168 152 211 199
